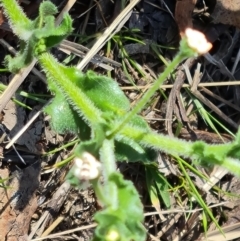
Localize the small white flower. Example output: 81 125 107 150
185 28 212 55
74 152 102 181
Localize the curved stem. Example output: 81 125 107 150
108 53 185 138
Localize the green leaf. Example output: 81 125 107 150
44 80 84 134
5 39 35 72
191 141 233 166
34 14 73 51
2 0 73 72
202 211 208 235
33 1 58 30
69 68 151 131
39 1 58 19
38 53 103 127
75 71 151 132
114 138 157 162
76 71 130 115
93 172 146 241
145 165 171 209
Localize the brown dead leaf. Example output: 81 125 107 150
212 0 240 28
175 0 197 33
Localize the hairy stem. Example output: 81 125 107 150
100 139 116 176
218 157 240 177
99 139 118 208
38 52 104 127
91 179 111 207
120 125 193 157
120 125 233 162
108 53 185 137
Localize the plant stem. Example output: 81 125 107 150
120 124 233 161
91 179 111 207
38 52 104 127
100 139 116 176
120 125 193 157
220 157 240 177
108 52 186 138
99 138 118 208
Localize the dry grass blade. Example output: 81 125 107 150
40 216 65 238
201 86 240 112
0 59 37 113
144 202 229 216
184 62 239 129
202 167 228 192
5 107 44 149
59 40 121 70
55 0 77 26
0 124 26 163
121 81 240 90
28 181 72 240
76 0 140 70
30 223 97 241
190 87 238 129
201 222 240 241
165 57 196 136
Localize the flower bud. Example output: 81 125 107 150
74 152 101 181
184 28 212 55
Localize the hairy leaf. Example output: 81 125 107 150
93 173 146 241
44 80 83 134
3 0 72 72
1 0 33 40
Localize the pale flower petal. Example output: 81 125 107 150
74 152 102 181
185 28 212 54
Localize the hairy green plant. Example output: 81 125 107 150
2 0 240 240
